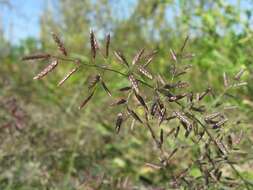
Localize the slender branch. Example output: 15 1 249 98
54 55 154 89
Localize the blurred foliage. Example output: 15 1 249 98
1 0 253 189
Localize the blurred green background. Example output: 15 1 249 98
0 0 253 189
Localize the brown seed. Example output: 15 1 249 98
58 67 78 86
79 90 95 109
114 51 129 67
213 118 228 129
166 128 175 137
22 53 51 61
110 98 127 106
159 108 166 126
175 126 180 138
118 86 132 92
134 91 148 111
205 112 221 122
168 93 187 102
115 112 123 134
33 59 58 80
227 135 233 148
51 32 67 56
173 111 192 132
127 107 143 123
191 105 205 113
160 129 164 145
90 29 96 59
101 80 112 96
128 74 139 93
168 148 178 160
88 74 100 89
198 87 211 101
150 101 158 116
105 33 110 58
132 48 144 65
138 66 153 79
176 81 189 89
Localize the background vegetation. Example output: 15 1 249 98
0 0 253 189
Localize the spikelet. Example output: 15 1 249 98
166 128 175 137
110 98 127 106
173 111 192 132
127 107 143 123
164 81 189 89
138 66 153 79
33 59 58 80
159 108 166 126
150 101 158 116
145 163 162 170
93 35 99 50
79 91 95 109
175 126 180 138
160 129 164 145
170 49 177 62
22 53 51 61
198 87 211 101
213 118 228 129
223 72 228 87
168 93 187 102
132 48 144 65
118 86 132 92
90 29 96 60
114 51 129 67
128 74 139 93
205 112 221 122
115 112 123 134
234 68 245 81
134 91 148 111
58 67 79 86
143 50 158 67
88 74 100 89
105 33 110 58
167 148 178 161
51 32 67 56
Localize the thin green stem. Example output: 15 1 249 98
54 55 154 89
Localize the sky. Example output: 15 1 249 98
1 0 45 44
1 0 138 44
1 0 252 44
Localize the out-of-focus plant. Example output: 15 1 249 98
22 29 252 189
